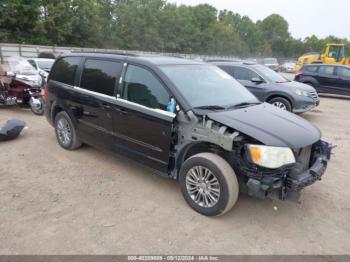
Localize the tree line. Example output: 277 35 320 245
0 0 349 58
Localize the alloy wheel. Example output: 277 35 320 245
185 166 221 208
272 101 287 110
56 118 72 146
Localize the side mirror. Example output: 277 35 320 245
251 77 263 84
5 71 15 77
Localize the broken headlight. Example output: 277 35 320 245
246 144 296 169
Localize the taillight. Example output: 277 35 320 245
43 83 48 102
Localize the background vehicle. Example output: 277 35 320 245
213 61 319 113
295 64 350 96
27 58 55 73
38 51 66 59
294 43 350 72
45 53 331 216
262 58 279 71
27 58 55 83
0 57 44 115
281 61 296 73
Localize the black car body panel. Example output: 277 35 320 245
45 53 331 206
295 64 350 96
207 103 321 149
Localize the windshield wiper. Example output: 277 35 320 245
226 101 261 109
193 105 226 110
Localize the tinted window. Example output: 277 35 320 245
28 60 37 69
80 59 122 96
304 66 318 73
50 57 81 85
123 65 169 110
233 67 259 81
319 66 335 76
253 64 288 83
218 65 234 76
337 67 350 78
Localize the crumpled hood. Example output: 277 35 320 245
207 103 321 149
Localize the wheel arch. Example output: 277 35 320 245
299 77 319 87
174 141 230 179
51 101 78 128
266 93 294 107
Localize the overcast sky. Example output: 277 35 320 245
168 0 350 40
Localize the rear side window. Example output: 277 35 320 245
337 67 350 78
80 59 122 96
304 66 318 73
233 67 259 81
318 66 335 76
50 57 81 86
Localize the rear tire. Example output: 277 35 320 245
269 97 292 112
54 111 82 150
179 153 239 216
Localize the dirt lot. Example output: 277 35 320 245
0 97 350 255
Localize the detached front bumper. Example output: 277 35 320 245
246 140 332 202
286 156 328 191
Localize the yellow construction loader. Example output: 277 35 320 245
294 43 350 72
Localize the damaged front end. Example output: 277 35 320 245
173 104 332 203
243 140 332 202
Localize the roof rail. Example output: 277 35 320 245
71 51 140 57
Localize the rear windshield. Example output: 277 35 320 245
37 60 55 70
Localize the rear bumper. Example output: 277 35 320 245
246 140 332 202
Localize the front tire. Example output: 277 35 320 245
269 97 292 112
54 111 82 150
179 153 239 216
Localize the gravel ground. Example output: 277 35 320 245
0 97 350 255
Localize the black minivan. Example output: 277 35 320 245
44 53 332 216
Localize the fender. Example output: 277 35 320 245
264 91 295 106
299 76 319 87
50 99 79 128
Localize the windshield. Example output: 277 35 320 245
4 56 38 75
253 64 289 83
263 58 278 64
160 64 258 109
37 60 54 70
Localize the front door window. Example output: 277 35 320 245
122 65 169 111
